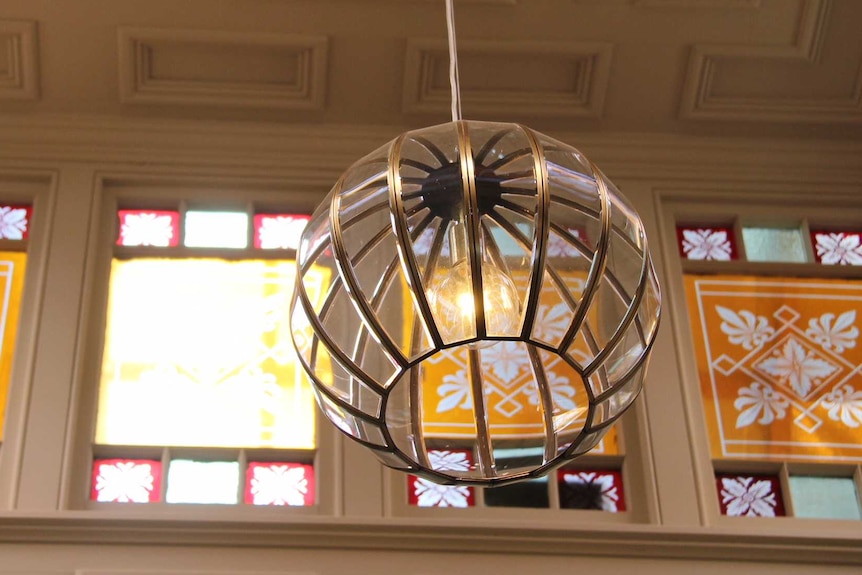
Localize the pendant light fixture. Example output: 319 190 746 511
290 0 661 486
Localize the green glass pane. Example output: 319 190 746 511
166 460 239 504
484 477 549 508
742 226 806 263
184 210 248 248
789 476 861 520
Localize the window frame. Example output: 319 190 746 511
0 171 55 511
64 174 342 517
0 165 858 560
384 406 659 524
657 182 862 530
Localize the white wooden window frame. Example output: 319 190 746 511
61 174 342 517
0 157 859 565
657 182 862 532
0 170 55 511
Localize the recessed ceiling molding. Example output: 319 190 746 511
403 39 613 118
0 20 39 101
573 0 760 7
412 0 516 4
633 0 760 8
118 27 328 110
679 0 861 122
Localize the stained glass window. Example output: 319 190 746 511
0 251 27 441
183 211 248 248
0 205 31 240
677 226 737 261
91 459 162 503
789 476 861 520
810 231 862 266
95 205 322 507
558 469 626 512
407 429 620 509
485 478 550 508
406 288 622 508
165 460 240 504
96 258 324 449
715 474 785 517
408 450 475 508
0 205 31 438
741 226 806 263
676 208 862 522
117 210 180 247
245 462 315 506
685 274 862 462
546 227 589 258
253 214 310 250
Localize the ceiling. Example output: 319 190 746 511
0 0 860 142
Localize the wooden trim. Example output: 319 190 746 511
0 514 859 564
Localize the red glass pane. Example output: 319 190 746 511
91 458 162 503
811 231 862 266
677 226 737 261
557 469 626 512
253 214 310 250
0 205 32 240
716 474 786 517
244 462 315 506
408 449 475 508
546 227 589 258
117 210 180 247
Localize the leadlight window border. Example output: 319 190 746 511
658 184 862 531
65 176 340 517
0 172 54 511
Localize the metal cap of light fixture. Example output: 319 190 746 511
290 119 661 486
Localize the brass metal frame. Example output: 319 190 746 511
290 120 661 486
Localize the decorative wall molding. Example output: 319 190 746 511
403 39 613 118
0 20 38 101
0 114 860 185
0 514 860 565
117 28 328 110
77 571 314 575
679 0 862 122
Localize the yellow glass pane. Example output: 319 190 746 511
685 274 862 462
96 258 328 449
0 251 27 441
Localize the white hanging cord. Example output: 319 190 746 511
445 0 462 122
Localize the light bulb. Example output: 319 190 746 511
426 258 521 343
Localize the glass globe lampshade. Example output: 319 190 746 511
290 120 660 486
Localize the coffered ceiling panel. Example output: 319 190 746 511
679 0 862 122
118 28 328 110
0 20 38 101
575 0 760 7
403 39 612 118
0 0 859 139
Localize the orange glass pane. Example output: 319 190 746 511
0 251 27 441
96 258 328 449
413 268 619 456
685 274 862 462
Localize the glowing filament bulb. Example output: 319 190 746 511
426 258 521 343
